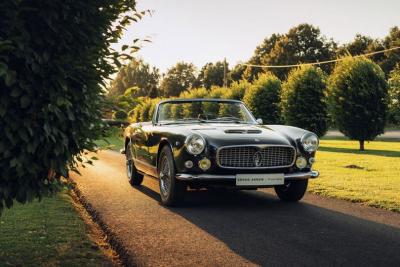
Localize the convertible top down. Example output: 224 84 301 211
121 98 319 206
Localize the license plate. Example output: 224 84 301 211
236 173 284 186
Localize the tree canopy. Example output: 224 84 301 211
281 66 328 137
260 24 337 79
195 60 228 89
108 58 160 97
327 57 388 150
160 62 197 97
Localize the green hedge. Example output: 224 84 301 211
281 66 328 136
243 73 281 124
0 0 137 213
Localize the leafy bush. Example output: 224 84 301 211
327 57 388 150
112 110 128 120
243 73 281 124
228 80 250 100
0 0 138 213
281 66 328 137
388 64 400 125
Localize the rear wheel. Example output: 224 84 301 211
274 180 308 202
158 146 186 206
125 140 143 186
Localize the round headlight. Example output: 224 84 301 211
301 133 319 153
185 134 205 155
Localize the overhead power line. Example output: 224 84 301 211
239 46 400 69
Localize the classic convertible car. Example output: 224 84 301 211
121 98 319 206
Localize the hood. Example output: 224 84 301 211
184 123 293 146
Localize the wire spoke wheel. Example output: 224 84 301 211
159 156 171 196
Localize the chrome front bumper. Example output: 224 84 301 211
176 171 319 181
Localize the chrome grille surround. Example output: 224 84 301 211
216 145 296 169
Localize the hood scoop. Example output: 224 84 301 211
224 129 262 134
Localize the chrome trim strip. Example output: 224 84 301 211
176 171 319 181
215 144 296 169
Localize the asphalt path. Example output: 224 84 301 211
71 150 400 267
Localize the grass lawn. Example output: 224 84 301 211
0 192 111 266
309 140 400 212
95 127 124 151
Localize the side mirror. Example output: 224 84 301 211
256 118 263 124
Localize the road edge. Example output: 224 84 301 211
72 185 138 267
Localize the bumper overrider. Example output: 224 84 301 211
176 170 319 181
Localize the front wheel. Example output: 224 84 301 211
158 146 186 206
126 141 143 186
274 180 308 202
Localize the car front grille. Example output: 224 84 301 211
217 145 296 169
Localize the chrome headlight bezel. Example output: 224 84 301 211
300 132 319 153
185 134 206 155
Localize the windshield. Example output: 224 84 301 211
156 100 256 124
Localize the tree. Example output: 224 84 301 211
229 64 247 82
227 80 250 100
388 64 400 125
243 73 281 124
196 61 229 89
336 34 374 56
108 58 160 97
0 0 140 213
243 34 282 82
160 62 197 97
281 66 328 137
327 57 388 150
261 24 337 79
380 26 400 76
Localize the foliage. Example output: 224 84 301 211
112 110 128 120
129 97 160 122
327 57 388 150
160 62 197 97
388 64 400 125
195 61 229 89
227 80 250 100
229 64 247 82
260 24 337 79
0 0 140 213
281 66 328 137
108 58 160 97
243 73 281 124
380 26 400 76
336 34 374 56
243 34 282 81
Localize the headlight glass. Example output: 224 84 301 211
185 134 205 155
301 133 319 152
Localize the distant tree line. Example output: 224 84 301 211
108 23 400 150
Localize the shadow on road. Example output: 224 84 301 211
134 184 400 266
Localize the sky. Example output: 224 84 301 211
115 0 400 72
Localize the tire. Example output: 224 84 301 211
274 180 308 202
158 145 186 206
125 140 143 186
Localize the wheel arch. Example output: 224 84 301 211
156 139 175 172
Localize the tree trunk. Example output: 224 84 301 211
359 140 365 151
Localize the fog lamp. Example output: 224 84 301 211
296 157 307 169
198 158 211 171
185 160 194 168
309 157 315 164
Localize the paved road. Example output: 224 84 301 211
71 150 400 267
